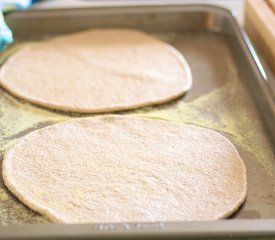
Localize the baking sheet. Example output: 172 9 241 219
0 4 274 236
1 30 274 225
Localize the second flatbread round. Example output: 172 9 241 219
3 116 247 223
0 29 192 113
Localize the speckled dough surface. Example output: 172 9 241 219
0 29 192 113
2 116 247 223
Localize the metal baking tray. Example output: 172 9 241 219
0 3 275 239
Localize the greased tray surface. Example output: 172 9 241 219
0 4 274 239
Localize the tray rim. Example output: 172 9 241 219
1 3 275 239
1 220 275 239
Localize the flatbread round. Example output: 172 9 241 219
0 29 192 113
3 116 247 223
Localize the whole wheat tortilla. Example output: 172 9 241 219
2 116 247 223
0 29 192 113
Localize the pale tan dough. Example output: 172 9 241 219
0 29 192 113
3 116 247 223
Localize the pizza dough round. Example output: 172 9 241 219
2 116 247 223
0 29 192 113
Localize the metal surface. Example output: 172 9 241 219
0 4 274 239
